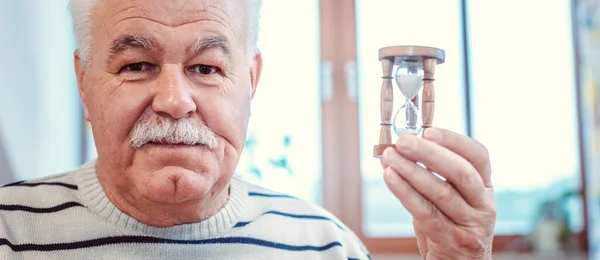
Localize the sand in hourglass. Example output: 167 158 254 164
394 74 423 135
396 74 422 99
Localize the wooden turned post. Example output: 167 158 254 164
373 58 395 158
422 58 437 128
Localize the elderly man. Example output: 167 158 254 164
0 0 496 259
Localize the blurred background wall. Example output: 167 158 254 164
0 0 81 182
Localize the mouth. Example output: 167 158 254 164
147 141 198 146
132 138 217 151
146 138 194 146
142 139 216 150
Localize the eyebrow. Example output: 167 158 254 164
190 36 231 56
104 35 231 65
106 34 156 63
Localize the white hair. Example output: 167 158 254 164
130 115 218 150
69 0 262 66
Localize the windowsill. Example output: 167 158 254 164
362 233 588 255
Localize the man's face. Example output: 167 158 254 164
75 0 261 205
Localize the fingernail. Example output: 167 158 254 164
424 128 442 143
397 135 416 152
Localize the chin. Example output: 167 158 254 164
130 145 220 204
139 165 213 204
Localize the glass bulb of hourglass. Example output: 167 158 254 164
393 101 422 135
393 62 424 135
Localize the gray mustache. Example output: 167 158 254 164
130 117 218 150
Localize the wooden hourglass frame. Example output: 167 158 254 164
373 46 445 158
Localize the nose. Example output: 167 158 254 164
152 64 197 119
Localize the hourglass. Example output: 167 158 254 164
374 45 445 158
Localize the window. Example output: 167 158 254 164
468 0 582 235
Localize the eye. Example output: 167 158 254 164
188 64 220 75
119 62 155 73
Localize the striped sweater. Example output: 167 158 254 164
0 160 371 259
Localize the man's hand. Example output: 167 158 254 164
380 127 496 260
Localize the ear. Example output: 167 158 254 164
249 50 262 99
74 50 90 121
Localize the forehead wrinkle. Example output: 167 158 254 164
106 16 237 53
104 3 236 32
105 3 138 26
206 4 237 35
94 1 245 66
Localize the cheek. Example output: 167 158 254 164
199 88 252 150
87 78 152 149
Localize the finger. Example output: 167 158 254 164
383 166 454 245
382 148 473 223
413 220 429 257
394 135 486 208
423 127 492 188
